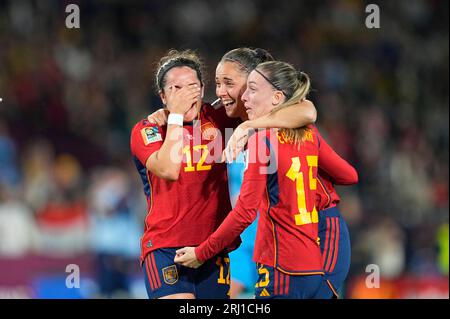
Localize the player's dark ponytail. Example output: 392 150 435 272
253 48 274 65
221 47 274 74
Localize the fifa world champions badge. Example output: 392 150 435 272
141 127 163 145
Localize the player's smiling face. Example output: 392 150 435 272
161 66 204 122
241 70 284 120
215 61 248 120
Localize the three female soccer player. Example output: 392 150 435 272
130 49 317 299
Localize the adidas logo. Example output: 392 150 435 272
259 288 270 297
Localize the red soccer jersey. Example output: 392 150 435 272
130 103 240 263
313 127 358 211
196 126 354 274
317 172 341 210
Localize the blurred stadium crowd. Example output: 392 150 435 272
0 0 448 298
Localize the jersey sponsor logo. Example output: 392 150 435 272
200 122 219 141
162 265 179 285
141 126 162 145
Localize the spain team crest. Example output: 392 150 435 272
162 265 179 285
200 122 219 141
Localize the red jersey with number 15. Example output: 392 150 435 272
196 126 355 274
130 103 240 264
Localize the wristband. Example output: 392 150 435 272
167 113 184 126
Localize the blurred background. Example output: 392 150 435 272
0 0 448 298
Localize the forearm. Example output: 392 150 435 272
196 204 258 262
147 124 184 181
245 99 317 129
195 174 266 261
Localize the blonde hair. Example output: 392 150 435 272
255 61 311 148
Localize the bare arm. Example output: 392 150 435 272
245 99 316 130
222 100 317 162
146 125 184 181
147 108 169 126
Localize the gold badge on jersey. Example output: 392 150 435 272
162 265 179 285
201 122 219 141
